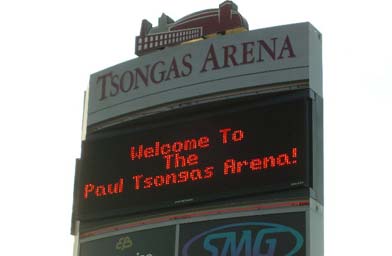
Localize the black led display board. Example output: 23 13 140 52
78 90 313 220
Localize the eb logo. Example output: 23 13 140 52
115 236 133 251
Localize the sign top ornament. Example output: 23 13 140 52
135 1 248 56
87 0 322 128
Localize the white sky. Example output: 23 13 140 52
0 0 391 255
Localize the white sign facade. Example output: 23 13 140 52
87 22 322 126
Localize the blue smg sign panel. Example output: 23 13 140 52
179 212 306 256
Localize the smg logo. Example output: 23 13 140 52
181 222 304 256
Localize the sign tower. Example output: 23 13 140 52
72 1 323 255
